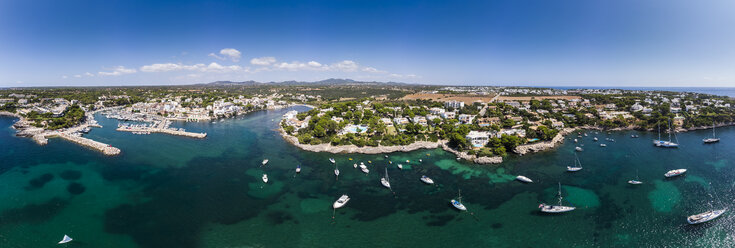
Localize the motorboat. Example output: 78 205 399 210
360 163 369 174
296 165 301 173
600 144 606 147
516 175 533 183
329 158 336 164
420 175 434 184
593 137 598 141
262 174 268 183
353 163 358 168
58 235 73 244
539 183 576 213
333 195 350 209
687 209 726 224
627 180 643 185
575 147 583 152
574 138 578 143
262 159 269 165
397 164 403 170
450 190 467 211
665 169 687 178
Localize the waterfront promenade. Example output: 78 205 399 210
116 126 207 138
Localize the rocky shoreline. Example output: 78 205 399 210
513 128 575 155
279 127 504 164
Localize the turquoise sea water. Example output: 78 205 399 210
2 106 735 247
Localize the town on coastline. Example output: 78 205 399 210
2 81 734 160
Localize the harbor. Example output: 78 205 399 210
116 120 207 138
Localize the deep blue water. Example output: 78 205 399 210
550 86 735 97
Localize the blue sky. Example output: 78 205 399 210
1 0 734 87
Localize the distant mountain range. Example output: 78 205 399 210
203 78 418 86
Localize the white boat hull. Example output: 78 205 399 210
381 178 391 188
567 166 582 172
687 209 726 224
628 180 642 185
333 195 350 209
664 169 687 178
451 200 466 211
516 175 533 183
420 176 434 184
539 204 576 213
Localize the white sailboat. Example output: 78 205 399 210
628 170 642 185
703 121 720 143
262 174 268 183
567 153 583 172
687 209 726 224
420 175 434 184
262 159 269 165
380 168 391 189
334 163 340 178
353 163 358 169
665 169 687 178
653 121 678 148
539 183 576 213
450 189 467 211
333 195 350 209
516 175 533 183
58 235 73 244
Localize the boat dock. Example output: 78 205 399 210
57 132 121 155
116 126 207 138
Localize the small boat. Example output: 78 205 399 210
631 135 639 138
628 169 642 185
262 159 269 165
397 164 403 170
665 169 687 178
389 161 393 164
567 153 582 172
353 163 358 168
600 144 606 147
334 163 340 177
584 133 588 137
296 165 301 173
368 161 372 164
574 138 578 143
329 158 336 164
333 195 350 209
516 175 533 183
262 174 268 183
687 209 726 224
360 163 369 174
420 175 434 184
349 158 353 160
610 139 615 142
575 147 583 152
593 137 598 141
58 235 73 244
456 157 461 161
450 190 467 211
703 121 720 143
380 168 391 189
406 160 410 163
385 155 389 158
539 183 576 213
419 159 423 162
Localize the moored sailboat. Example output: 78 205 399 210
567 153 583 172
450 189 467 211
380 167 391 189
687 209 726 224
516 175 533 183
703 121 720 143
664 169 687 178
653 121 678 148
420 175 434 184
539 183 576 213
58 235 73 244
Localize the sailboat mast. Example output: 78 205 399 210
658 123 661 140
668 120 672 142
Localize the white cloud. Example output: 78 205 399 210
139 62 244 73
85 72 94 77
389 73 419 79
250 57 277 66
74 75 82 78
62 75 68 79
361 67 386 73
332 60 358 72
209 48 241 62
274 61 328 71
98 66 136 76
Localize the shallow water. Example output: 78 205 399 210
1 107 735 247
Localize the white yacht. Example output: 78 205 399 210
567 153 583 172
516 175 533 183
593 137 598 141
380 168 391 189
58 235 73 244
539 183 576 213
329 158 336 164
665 169 687 178
687 209 726 224
420 175 434 184
653 122 678 148
262 159 269 165
262 174 268 183
360 163 369 174
333 195 350 209
600 143 606 147
703 122 720 143
575 146 584 152
450 190 467 211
